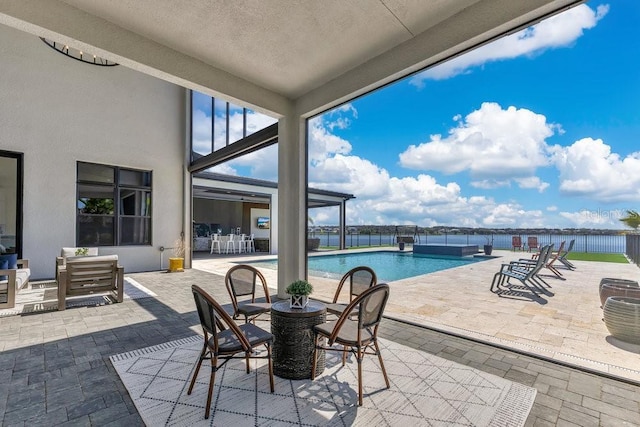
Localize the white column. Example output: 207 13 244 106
277 114 307 298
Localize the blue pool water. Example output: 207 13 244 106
252 251 485 282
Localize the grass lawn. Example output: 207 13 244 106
567 252 629 263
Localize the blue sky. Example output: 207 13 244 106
197 1 640 230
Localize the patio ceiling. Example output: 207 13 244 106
0 0 582 116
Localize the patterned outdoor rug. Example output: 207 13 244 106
0 277 157 317
111 335 536 426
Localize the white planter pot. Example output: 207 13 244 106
289 295 308 309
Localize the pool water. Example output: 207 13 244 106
253 251 485 282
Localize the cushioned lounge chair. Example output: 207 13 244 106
0 258 30 309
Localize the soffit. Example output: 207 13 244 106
57 0 479 99
0 0 582 115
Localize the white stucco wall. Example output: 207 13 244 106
0 24 185 279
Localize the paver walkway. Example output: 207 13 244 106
0 264 638 425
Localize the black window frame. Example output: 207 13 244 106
76 161 152 247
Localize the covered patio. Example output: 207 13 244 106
1 258 639 425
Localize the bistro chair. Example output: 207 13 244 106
311 283 391 406
187 285 274 419
225 264 272 323
326 266 377 317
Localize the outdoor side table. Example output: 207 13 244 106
271 300 326 379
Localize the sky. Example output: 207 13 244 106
196 1 640 230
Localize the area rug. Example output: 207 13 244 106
110 335 536 426
0 277 157 317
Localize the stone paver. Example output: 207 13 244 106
0 262 639 426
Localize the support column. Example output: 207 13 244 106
277 114 307 298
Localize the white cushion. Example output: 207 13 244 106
66 254 118 264
0 268 30 291
60 247 99 260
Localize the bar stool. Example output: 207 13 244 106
210 234 221 254
225 234 236 254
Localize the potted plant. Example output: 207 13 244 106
168 237 187 273
483 236 493 256
285 279 314 309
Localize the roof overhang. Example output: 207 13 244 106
0 0 583 117
193 172 354 209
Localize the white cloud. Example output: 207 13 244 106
470 179 511 189
514 176 550 192
559 209 623 228
398 102 554 179
410 3 609 86
554 137 640 202
546 205 558 212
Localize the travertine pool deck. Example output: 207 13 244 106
194 248 640 383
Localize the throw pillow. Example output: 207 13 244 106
0 259 8 281
0 253 18 269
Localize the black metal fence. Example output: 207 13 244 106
626 234 640 266
309 231 627 254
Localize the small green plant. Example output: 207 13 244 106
75 247 89 256
285 280 313 296
484 235 493 245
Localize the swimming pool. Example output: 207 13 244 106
252 251 485 282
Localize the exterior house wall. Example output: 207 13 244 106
0 24 185 279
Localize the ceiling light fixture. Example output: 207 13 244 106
40 37 118 67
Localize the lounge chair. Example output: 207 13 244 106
491 244 553 297
0 257 30 309
511 236 523 251
57 254 124 311
527 236 539 252
557 239 576 270
518 241 566 280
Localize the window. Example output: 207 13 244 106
77 162 151 246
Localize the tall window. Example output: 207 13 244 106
0 151 23 257
77 162 151 246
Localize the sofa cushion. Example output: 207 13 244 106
15 268 30 290
0 268 30 292
61 247 99 260
66 254 118 264
0 253 18 269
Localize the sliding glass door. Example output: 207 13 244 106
0 151 22 257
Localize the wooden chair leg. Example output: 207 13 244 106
205 356 217 419
188 342 208 395
356 345 363 406
374 340 390 389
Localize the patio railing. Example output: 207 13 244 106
308 231 628 254
626 233 640 266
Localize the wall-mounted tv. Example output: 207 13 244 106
256 217 270 229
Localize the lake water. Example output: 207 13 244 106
310 233 626 253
